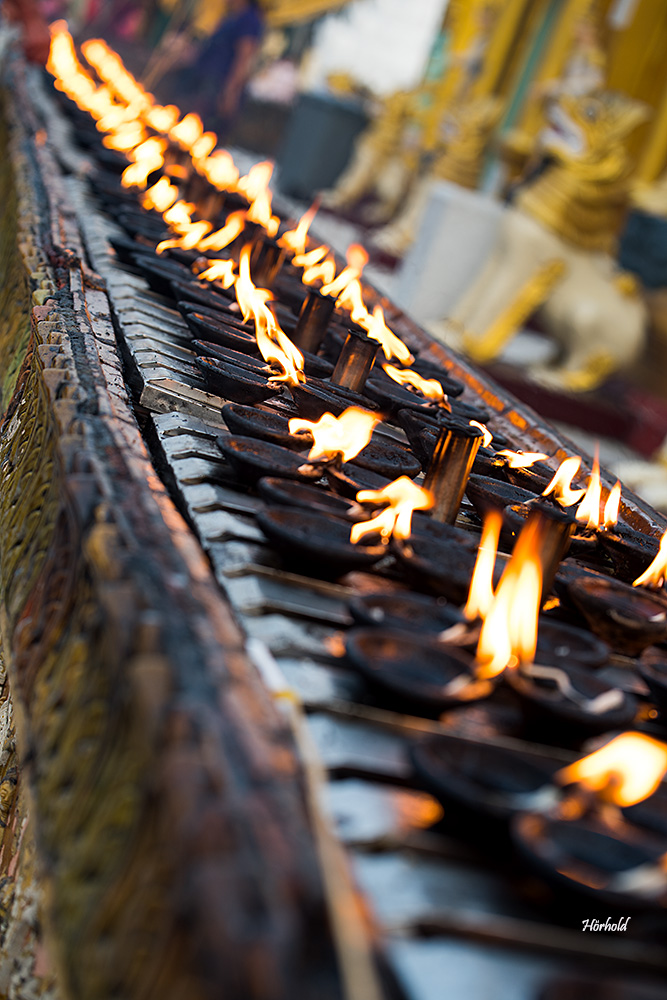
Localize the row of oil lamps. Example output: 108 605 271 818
46 24 667 911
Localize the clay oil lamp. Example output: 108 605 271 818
256 507 386 577
411 736 561 840
348 592 461 634
221 402 419 479
217 435 321 486
344 629 498 717
196 339 333 379
222 405 383 494
132 252 195 298
365 363 458 419
513 733 667 910
355 480 480 602
566 573 667 657
257 477 360 519
184 310 259 353
288 375 380 420
195 357 280 405
599 520 662 584
465 474 537 519
470 507 631 741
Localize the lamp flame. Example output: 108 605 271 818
141 176 178 213
302 255 337 287
475 517 544 678
319 243 369 299
463 510 502 621
497 450 549 469
279 201 319 256
234 247 304 385
542 456 586 507
289 407 380 464
557 733 667 807
198 211 247 252
199 149 239 191
169 112 203 150
603 480 622 529
351 478 434 545
633 528 667 590
236 161 274 201
197 259 237 288
470 421 493 448
121 137 166 189
575 447 602 530
365 306 413 364
383 364 450 408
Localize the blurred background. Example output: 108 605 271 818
26 0 667 509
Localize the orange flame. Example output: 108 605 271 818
169 112 203 150
542 457 586 507
497 449 549 469
292 246 328 269
197 259 237 288
469 421 493 448
102 121 146 151
144 103 180 133
351 478 434 544
365 306 413 364
475 517 544 678
278 201 319 255
603 480 622 529
289 407 380 464
633 528 667 590
557 733 667 807
320 243 369 299
575 448 602 530
464 509 502 621
199 149 239 191
247 189 279 238
48 24 119 120
198 211 247 252
235 247 304 385
141 176 179 213
191 132 217 162
121 137 166 189
302 255 337 287
156 199 212 253
81 37 149 109
336 278 368 325
383 364 450 408
236 161 274 201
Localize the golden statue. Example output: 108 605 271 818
434 90 650 391
319 88 422 224
371 93 502 258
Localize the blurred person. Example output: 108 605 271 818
2 0 51 62
186 0 265 136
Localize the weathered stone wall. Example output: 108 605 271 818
0 57 341 1000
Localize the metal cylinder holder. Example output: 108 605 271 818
292 289 336 354
330 328 379 393
251 235 286 289
525 501 575 602
424 421 483 524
